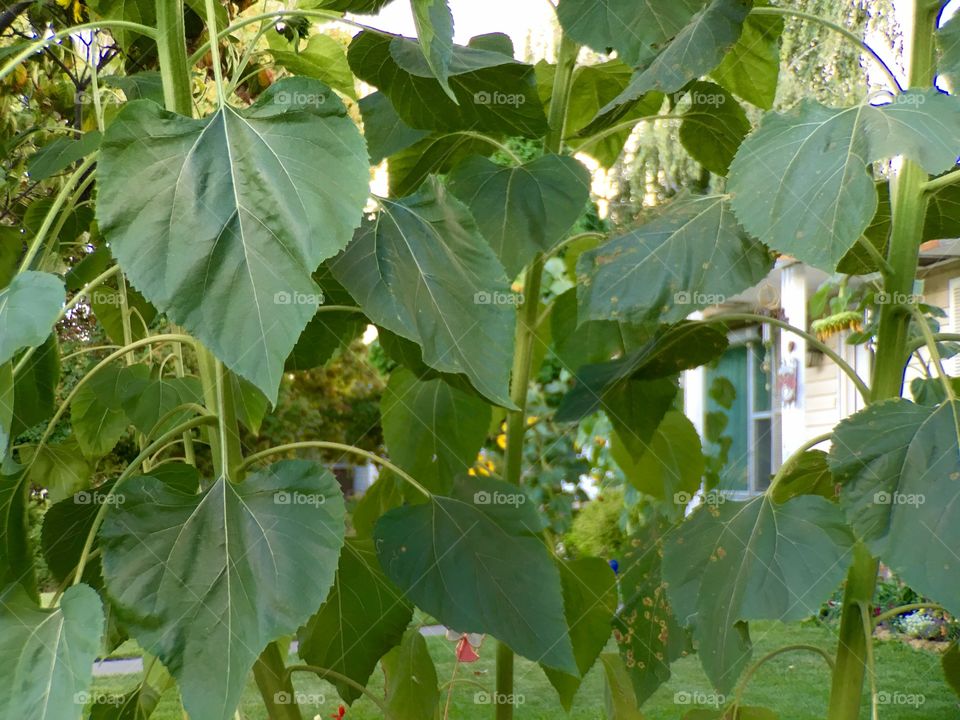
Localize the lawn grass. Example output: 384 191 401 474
91 620 959 719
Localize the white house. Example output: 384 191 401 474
682 241 960 496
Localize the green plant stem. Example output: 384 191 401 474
872 602 947 627
908 305 956 401
492 31 581 720
27 334 197 473
156 0 193 115
921 168 960 194
731 644 834 711
702 312 870 400
750 7 901 91
237 441 431 498
437 131 524 164
286 665 389 711
252 642 302 720
69 415 218 589
18 156 95 272
765 431 833 496
828 7 938 717
204 0 227 104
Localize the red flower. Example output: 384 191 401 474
330 705 346 719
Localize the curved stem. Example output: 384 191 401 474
543 231 605 261
435 131 523 164
19 156 96 272
13 263 124 375
731 644 834 710
0 21 157 82
314 304 365 314
908 305 955 401
922 168 960 194
237 441 431 498
572 113 683 151
26 335 198 470
70 415 219 587
286 665 388 712
143 403 213 444
873 602 947 627
750 7 902 91
204 0 227 105
765 431 833 497
188 10 371 65
702 312 870 400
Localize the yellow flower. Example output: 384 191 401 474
496 434 507 449
526 416 538 426
56 0 84 22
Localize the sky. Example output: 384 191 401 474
367 0 555 44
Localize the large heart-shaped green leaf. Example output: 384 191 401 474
100 460 346 720
556 322 727 422
411 0 455 98
828 399 960 615
729 91 960 270
0 468 34 593
614 520 690 704
70 364 148 459
27 131 101 182
96 78 369 402
447 154 591 277
387 132 493 196
382 368 490 494
543 558 618 710
0 582 103 720
268 34 356 98
556 0 706 68
612 410 704 507
0 363 12 462
940 12 960 90
11 335 59 439
576 194 773 324
331 178 515 407
679 82 750 176
0 271 65 366
597 0 751 118
375 475 577 674
382 628 440 720
663 494 854 692
359 91 429 164
348 31 547 137
711 9 782 109
298 538 413 704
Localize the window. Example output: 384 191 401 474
704 328 781 496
